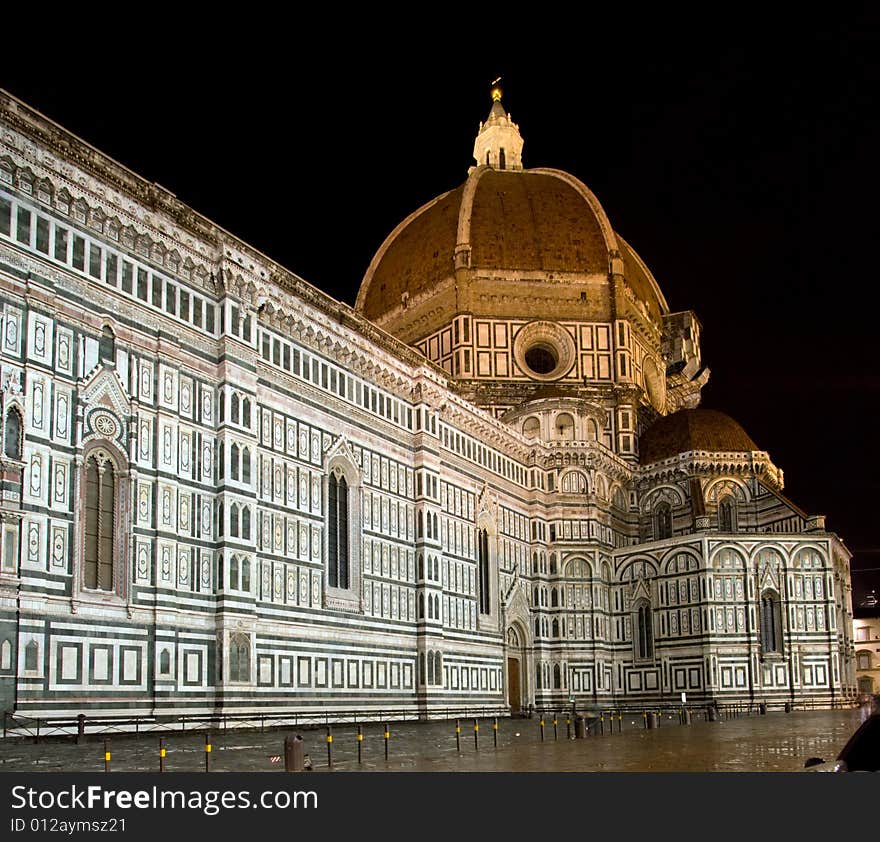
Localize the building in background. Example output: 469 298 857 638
0 86 855 722
853 588 879 700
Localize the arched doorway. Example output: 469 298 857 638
506 625 525 713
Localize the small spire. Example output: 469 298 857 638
490 76 503 102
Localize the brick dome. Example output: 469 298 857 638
639 409 760 464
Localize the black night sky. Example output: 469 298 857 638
3 14 879 606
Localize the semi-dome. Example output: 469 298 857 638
639 409 760 465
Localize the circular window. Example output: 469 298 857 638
513 321 576 381
524 344 558 375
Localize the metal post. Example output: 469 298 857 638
493 717 498 748
599 712 604 735
566 713 571 740
77 714 86 745
2 711 6 739
384 723 389 760
553 712 558 741
159 737 166 773
357 724 363 764
35 718 40 744
455 719 461 752
104 739 110 773
473 718 479 750
284 735 304 772
205 732 211 772
326 726 333 769
617 711 622 733
643 710 648 729
539 716 545 741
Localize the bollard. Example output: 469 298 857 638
574 715 586 739
104 739 111 773
473 718 479 750
682 708 692 725
357 725 363 764
566 713 572 740
599 713 604 735
76 714 86 745
2 711 6 739
326 726 333 769
35 718 40 745
159 737 166 773
539 716 545 741
758 702 767 716
643 710 648 729
455 719 461 752
646 712 659 730
784 702 793 713
553 713 558 741
284 735 304 772
205 732 212 772
384 723 389 760
493 717 498 748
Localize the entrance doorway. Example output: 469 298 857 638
507 657 521 713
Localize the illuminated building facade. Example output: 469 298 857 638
0 87 855 720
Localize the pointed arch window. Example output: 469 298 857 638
655 503 672 540
635 600 654 659
760 591 783 654
719 498 735 532
4 409 21 459
477 527 490 615
328 472 350 589
84 452 116 591
228 633 250 683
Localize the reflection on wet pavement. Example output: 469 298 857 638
0 710 864 773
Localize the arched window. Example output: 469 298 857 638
229 503 240 537
229 634 250 683
553 663 561 689
241 448 251 485
427 650 435 685
241 559 251 593
0 638 11 670
229 556 239 590
242 398 251 428
24 640 38 671
99 326 115 363
555 413 575 440
552 618 559 637
418 593 425 619
522 416 540 439
635 601 654 659
433 652 442 686
241 506 251 540
760 591 782 654
551 588 558 607
230 393 240 425
499 148 506 170
655 503 672 540
328 473 350 589
4 410 21 459
230 443 240 481
417 511 423 538
477 527 490 615
719 498 735 532
84 452 115 591
419 652 426 686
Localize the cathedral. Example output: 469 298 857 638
0 85 855 722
